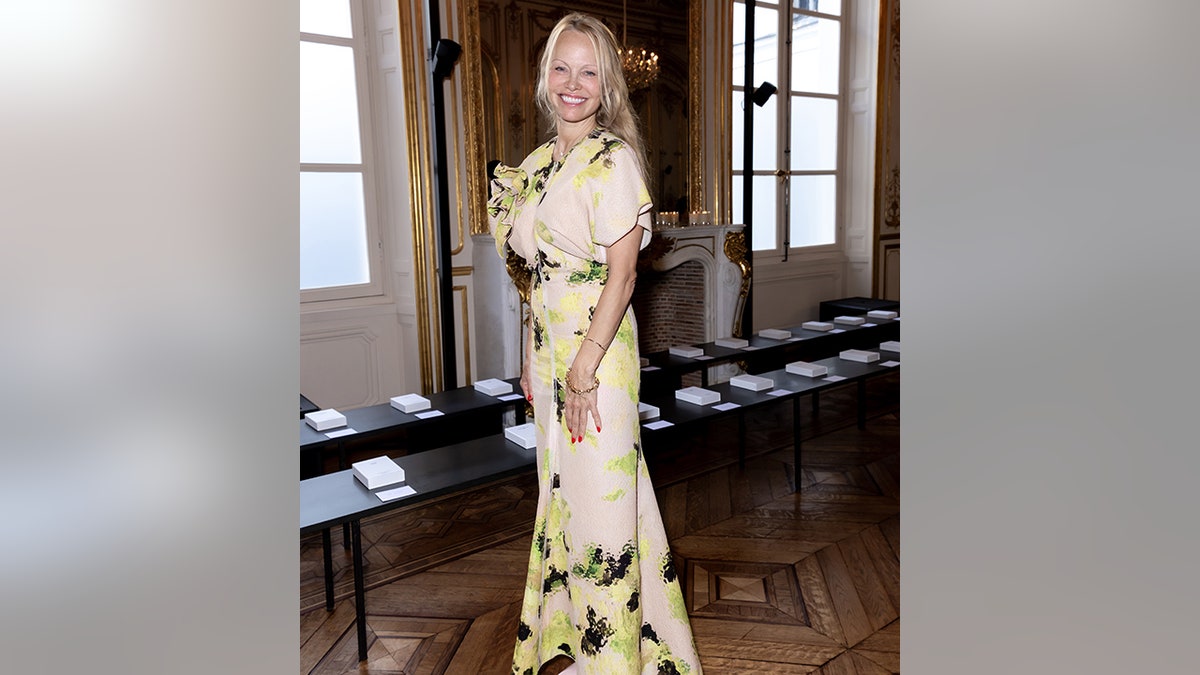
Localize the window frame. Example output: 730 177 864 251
733 0 847 260
300 0 386 303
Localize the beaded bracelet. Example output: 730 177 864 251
566 371 600 395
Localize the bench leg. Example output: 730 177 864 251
351 520 368 661
322 528 334 611
792 396 802 489
737 411 746 468
857 379 867 430
338 441 352 550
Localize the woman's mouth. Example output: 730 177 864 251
559 94 586 105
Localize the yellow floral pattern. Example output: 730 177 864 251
489 130 702 675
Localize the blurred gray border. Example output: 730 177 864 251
905 0 1200 672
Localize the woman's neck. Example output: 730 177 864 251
554 120 598 160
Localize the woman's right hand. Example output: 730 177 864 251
520 318 534 404
520 357 533 404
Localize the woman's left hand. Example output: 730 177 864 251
564 367 601 444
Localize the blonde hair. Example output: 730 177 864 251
534 12 647 181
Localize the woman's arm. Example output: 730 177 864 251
520 310 534 403
564 224 643 441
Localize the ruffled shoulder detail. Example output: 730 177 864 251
486 164 529 260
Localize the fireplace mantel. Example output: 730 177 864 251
640 224 748 342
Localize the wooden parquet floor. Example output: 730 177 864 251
300 373 899 674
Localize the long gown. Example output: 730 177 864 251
488 128 703 675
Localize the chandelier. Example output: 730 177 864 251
620 46 659 91
619 0 659 91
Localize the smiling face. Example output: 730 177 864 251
546 29 602 131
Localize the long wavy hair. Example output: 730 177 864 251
534 12 647 181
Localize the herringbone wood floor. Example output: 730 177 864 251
300 373 899 674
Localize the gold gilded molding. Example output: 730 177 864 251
688 0 704 214
636 233 676 273
398 0 439 393
873 0 900 298
883 166 899 229
462 0 490 237
723 230 750 337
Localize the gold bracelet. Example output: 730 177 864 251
584 335 608 352
565 371 600 395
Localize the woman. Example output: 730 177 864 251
488 12 703 675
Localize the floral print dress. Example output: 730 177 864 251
488 129 702 675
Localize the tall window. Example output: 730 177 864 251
300 0 381 300
732 0 843 254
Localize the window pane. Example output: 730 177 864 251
732 2 745 82
749 175 779 251
300 0 352 38
790 14 840 94
300 41 362 164
300 172 370 289
752 6 778 90
794 0 841 16
752 94 778 172
790 96 838 170
732 92 744 171
789 175 836 247
732 175 742 225
732 3 780 88
732 90 776 172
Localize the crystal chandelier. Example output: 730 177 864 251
620 46 660 92
619 0 659 91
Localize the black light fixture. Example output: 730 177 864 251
751 81 777 107
431 38 461 79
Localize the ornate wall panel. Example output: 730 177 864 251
873 0 899 299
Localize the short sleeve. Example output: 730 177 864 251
587 143 653 252
486 164 528 260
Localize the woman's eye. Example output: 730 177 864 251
583 70 597 77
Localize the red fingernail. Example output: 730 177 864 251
526 394 532 401
596 425 601 432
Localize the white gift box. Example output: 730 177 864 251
758 328 792 340
714 337 749 349
390 393 431 413
801 321 834 332
675 386 721 406
305 409 347 431
879 340 900 352
669 345 704 358
638 402 660 421
730 374 775 392
868 310 898 320
504 422 537 449
834 315 866 325
352 455 406 490
786 361 829 377
473 378 514 396
840 349 880 363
